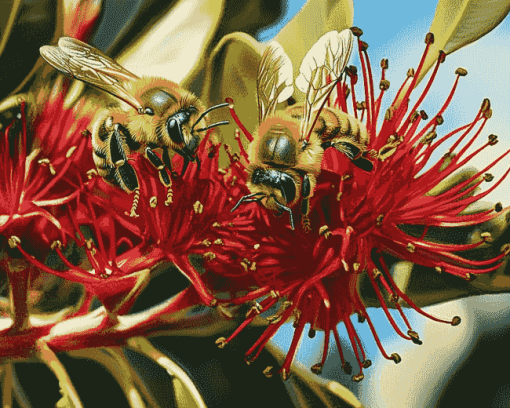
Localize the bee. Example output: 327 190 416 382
231 30 372 230
40 37 229 216
284 104 373 172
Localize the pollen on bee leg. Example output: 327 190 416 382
319 225 332 239
165 187 173 206
126 188 140 218
165 176 173 206
302 215 311 233
149 196 157 208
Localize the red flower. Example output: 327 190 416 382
0 82 94 256
185 29 510 382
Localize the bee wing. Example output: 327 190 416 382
295 30 354 139
257 41 294 122
40 37 144 111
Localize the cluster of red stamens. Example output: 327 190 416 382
208 28 510 381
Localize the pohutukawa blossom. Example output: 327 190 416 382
199 28 510 382
83 128 269 308
0 81 95 257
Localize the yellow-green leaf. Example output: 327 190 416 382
117 0 225 84
417 0 510 84
275 0 354 84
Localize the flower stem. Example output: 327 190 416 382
35 340 84 408
126 337 207 408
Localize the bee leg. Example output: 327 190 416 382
180 157 190 177
193 155 201 173
145 147 171 185
274 199 295 230
146 147 173 206
108 125 138 191
163 148 179 178
301 174 311 233
324 141 374 172
108 124 141 216
110 124 130 167
92 147 117 182
231 192 265 212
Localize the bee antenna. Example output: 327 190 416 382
191 102 230 132
194 121 230 133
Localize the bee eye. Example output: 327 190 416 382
167 118 185 145
144 107 154 116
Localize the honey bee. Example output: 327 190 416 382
231 30 372 230
40 37 229 216
284 104 373 172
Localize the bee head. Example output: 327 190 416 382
250 168 297 207
166 106 200 160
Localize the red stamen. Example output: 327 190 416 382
378 257 460 325
234 129 249 162
357 40 373 131
332 326 349 371
362 307 396 361
170 255 216 306
400 52 444 135
368 269 413 341
225 98 253 142
362 49 376 134
393 35 434 120
349 74 359 119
